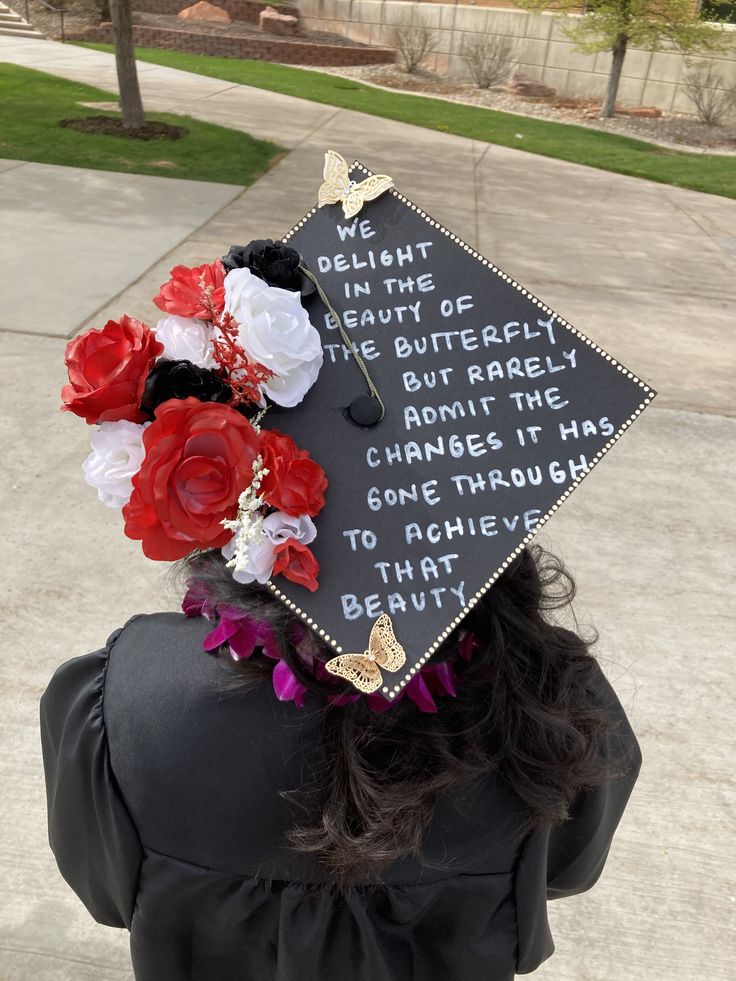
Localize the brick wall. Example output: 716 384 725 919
130 0 299 24
69 23 396 65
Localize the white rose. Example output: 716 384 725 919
222 534 276 585
223 267 322 408
154 315 215 368
82 421 147 509
262 512 317 547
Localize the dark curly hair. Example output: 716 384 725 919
180 545 626 890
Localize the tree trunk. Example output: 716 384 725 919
110 0 145 129
601 32 628 118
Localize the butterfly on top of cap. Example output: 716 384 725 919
318 150 395 221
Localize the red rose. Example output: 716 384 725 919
154 260 225 320
273 541 319 592
61 316 163 425
123 398 259 561
259 429 328 518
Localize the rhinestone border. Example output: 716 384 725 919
271 160 656 698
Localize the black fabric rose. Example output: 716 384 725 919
221 240 316 299
140 360 233 419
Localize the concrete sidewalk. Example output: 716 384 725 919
1 35 735 981
0 160 241 337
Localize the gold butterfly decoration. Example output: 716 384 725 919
318 150 394 220
325 614 407 693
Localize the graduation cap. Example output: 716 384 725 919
262 152 656 700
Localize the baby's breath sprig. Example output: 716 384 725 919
222 456 270 573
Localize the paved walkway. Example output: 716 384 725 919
1 160 241 337
1 35 734 981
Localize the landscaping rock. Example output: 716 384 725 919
177 2 231 25
583 105 663 119
506 72 556 100
620 106 663 118
259 5 299 36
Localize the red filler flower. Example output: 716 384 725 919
259 429 328 518
154 260 226 320
273 541 320 593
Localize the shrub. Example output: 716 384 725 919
389 21 438 74
461 34 517 90
683 61 736 125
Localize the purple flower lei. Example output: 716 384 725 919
183 581 478 713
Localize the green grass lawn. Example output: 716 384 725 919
78 43 736 199
0 63 282 184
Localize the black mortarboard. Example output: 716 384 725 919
264 155 656 699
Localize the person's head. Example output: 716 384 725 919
182 544 621 890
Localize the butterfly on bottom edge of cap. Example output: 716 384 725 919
324 614 407 693
317 150 394 221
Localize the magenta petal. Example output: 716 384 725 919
432 661 457 698
406 674 437 713
203 618 240 651
217 605 251 622
259 625 281 661
287 621 307 646
329 692 361 707
272 659 308 706
228 620 264 660
182 588 204 618
366 691 398 712
182 580 215 618
314 660 342 684
458 630 476 662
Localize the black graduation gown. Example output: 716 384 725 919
40 613 641 981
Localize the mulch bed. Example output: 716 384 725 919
59 115 189 139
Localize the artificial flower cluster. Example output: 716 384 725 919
61 241 328 591
183 582 477 713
